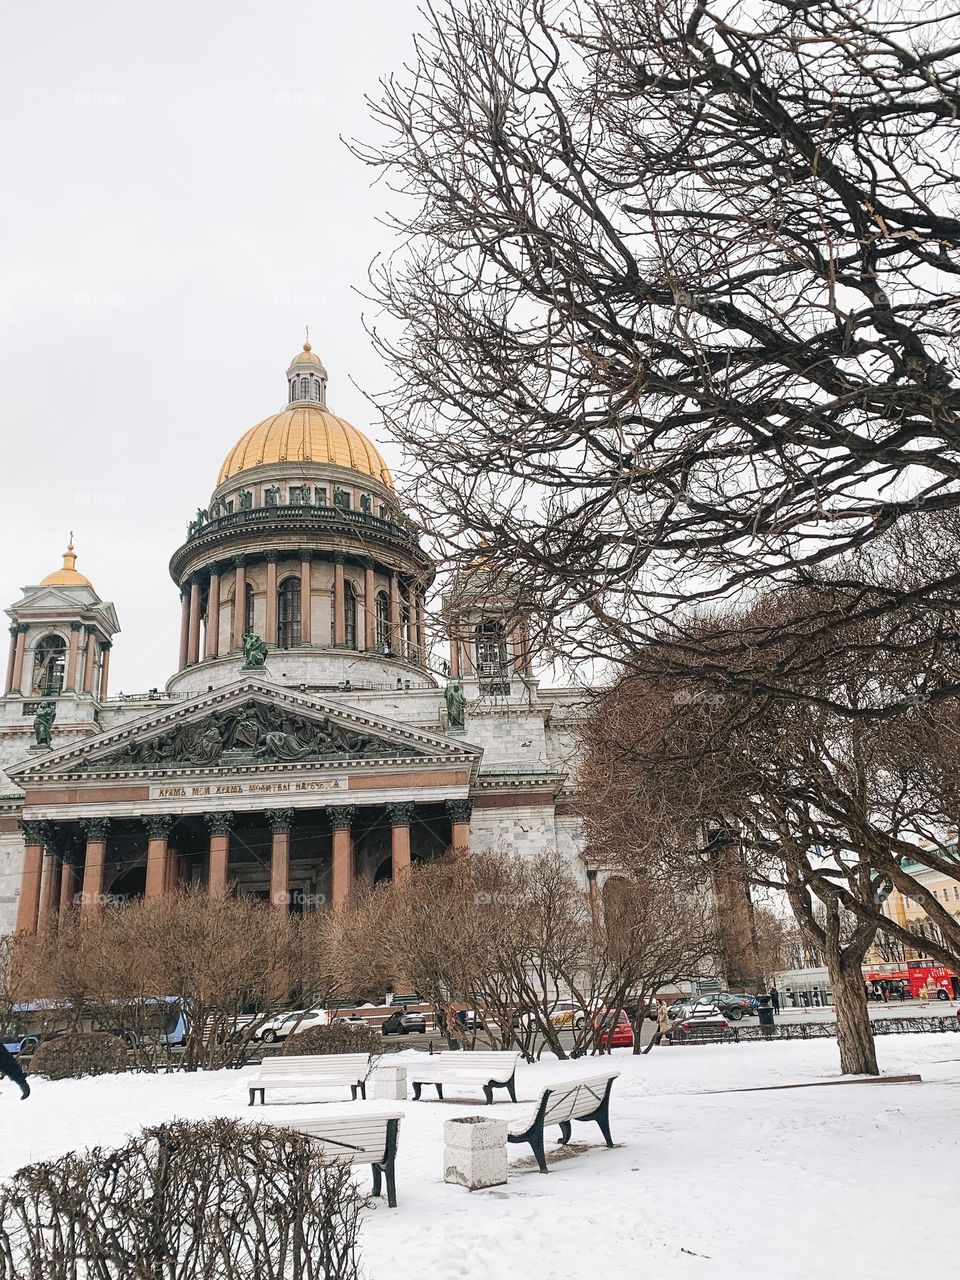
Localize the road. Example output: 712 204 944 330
375 998 959 1057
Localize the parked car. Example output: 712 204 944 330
381 1009 427 1036
672 1010 732 1041
453 1009 486 1032
520 1000 589 1030
725 992 760 1015
257 1008 329 1044
591 1009 634 1048
668 993 751 1022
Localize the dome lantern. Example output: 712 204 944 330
40 535 94 589
286 336 328 408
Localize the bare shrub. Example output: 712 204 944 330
10 891 347 1072
29 1032 128 1082
282 1022 384 1058
0 1117 362 1279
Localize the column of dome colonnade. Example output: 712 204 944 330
167 344 435 687
12 802 473 934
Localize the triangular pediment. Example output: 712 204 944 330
8 679 480 782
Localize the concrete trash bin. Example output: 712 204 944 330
369 1065 408 1100
443 1115 508 1190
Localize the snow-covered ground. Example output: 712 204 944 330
2 1035 957 1280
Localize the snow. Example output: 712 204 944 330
2 1035 957 1280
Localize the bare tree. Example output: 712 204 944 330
357 0 960 708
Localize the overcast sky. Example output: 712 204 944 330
0 0 428 692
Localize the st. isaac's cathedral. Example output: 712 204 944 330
0 343 587 934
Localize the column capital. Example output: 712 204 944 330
207 562 222 579
445 798 473 824
69 620 83 633
20 819 50 846
84 624 98 637
264 550 280 563
145 814 177 840
386 801 416 828
300 548 314 562
327 804 358 831
362 557 376 571
99 639 113 652
233 553 247 567
334 551 345 565
267 807 295 834
204 811 235 836
80 817 111 843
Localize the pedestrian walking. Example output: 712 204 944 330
898 982 907 1002
881 984 890 1003
644 999 674 1054
0 1043 30 1101
769 985 780 1015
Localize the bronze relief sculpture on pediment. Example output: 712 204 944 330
77 699 421 770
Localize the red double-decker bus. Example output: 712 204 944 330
864 960 960 1000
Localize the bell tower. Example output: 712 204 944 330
441 560 534 697
2 539 120 750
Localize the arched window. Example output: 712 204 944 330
344 581 358 650
277 576 301 649
375 591 390 649
475 620 507 678
289 379 296 403
32 633 67 697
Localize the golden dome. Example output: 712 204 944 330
217 405 394 488
289 340 325 369
41 539 93 588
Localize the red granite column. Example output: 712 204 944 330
178 586 191 670
205 567 221 659
387 803 415 882
329 805 357 909
15 822 46 934
446 799 472 858
268 809 294 909
81 627 97 694
300 554 313 645
232 557 247 650
187 577 202 665
265 552 279 645
38 850 63 930
80 819 110 919
364 562 376 651
205 812 234 897
98 641 112 699
65 622 82 691
333 556 346 646
145 815 176 899
10 625 27 695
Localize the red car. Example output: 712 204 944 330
591 1009 634 1048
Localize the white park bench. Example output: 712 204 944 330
247 1053 371 1105
507 1072 618 1173
411 1049 520 1103
271 1111 403 1208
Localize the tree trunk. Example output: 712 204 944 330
826 955 878 1076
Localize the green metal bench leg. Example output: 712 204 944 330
558 1121 572 1145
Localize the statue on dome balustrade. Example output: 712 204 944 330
241 632 269 669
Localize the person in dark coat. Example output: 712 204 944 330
769 985 781 1015
0 1043 30 1100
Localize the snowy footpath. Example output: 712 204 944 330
1 1034 956 1280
